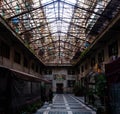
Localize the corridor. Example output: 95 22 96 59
35 94 96 114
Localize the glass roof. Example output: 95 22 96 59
0 0 119 65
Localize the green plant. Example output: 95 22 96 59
73 82 84 96
87 88 94 96
95 74 106 97
95 74 106 105
86 88 95 105
21 100 43 114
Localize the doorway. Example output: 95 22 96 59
56 83 63 94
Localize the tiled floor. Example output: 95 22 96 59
34 94 96 114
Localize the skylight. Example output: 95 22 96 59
0 0 115 65
41 0 76 36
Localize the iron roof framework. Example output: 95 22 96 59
0 0 120 64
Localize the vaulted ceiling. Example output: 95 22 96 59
0 0 120 65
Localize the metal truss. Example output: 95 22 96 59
0 0 120 64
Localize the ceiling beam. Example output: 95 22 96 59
29 31 58 43
61 0 111 19
62 20 87 30
34 39 80 50
43 51 73 58
60 31 86 41
29 30 87 44
6 0 58 20
59 40 80 48
20 19 57 35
